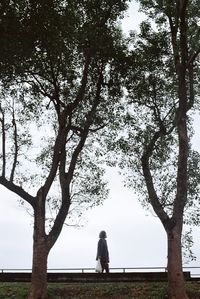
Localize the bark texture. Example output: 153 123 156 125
28 239 48 299
167 226 189 299
28 190 49 299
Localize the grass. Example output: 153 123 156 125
0 282 199 298
0 283 29 299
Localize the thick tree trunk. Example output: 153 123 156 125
28 237 48 299
28 189 49 299
167 226 189 299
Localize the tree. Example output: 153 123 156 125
0 1 129 298
111 1 200 298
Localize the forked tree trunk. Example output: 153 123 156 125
28 237 49 299
167 226 189 299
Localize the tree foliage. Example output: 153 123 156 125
0 0 128 220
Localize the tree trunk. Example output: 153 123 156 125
167 226 189 299
28 238 48 299
28 237 48 299
28 189 49 299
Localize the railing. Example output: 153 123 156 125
0 266 200 277
183 266 200 278
0 267 167 273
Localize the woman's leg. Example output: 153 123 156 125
100 260 109 273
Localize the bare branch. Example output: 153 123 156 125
72 56 91 109
141 131 172 230
187 48 200 66
0 104 6 177
89 122 108 132
66 65 104 184
42 124 71 198
0 176 35 207
10 100 18 182
47 65 105 249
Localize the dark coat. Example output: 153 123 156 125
96 238 109 262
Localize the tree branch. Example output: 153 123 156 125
42 123 71 198
187 48 200 66
47 64 104 249
0 176 35 207
72 55 91 109
10 101 18 182
0 104 6 177
141 131 172 230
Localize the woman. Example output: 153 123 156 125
96 230 109 273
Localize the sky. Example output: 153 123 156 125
0 0 200 275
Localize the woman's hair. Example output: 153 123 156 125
99 230 107 238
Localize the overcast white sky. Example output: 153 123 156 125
0 0 200 274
